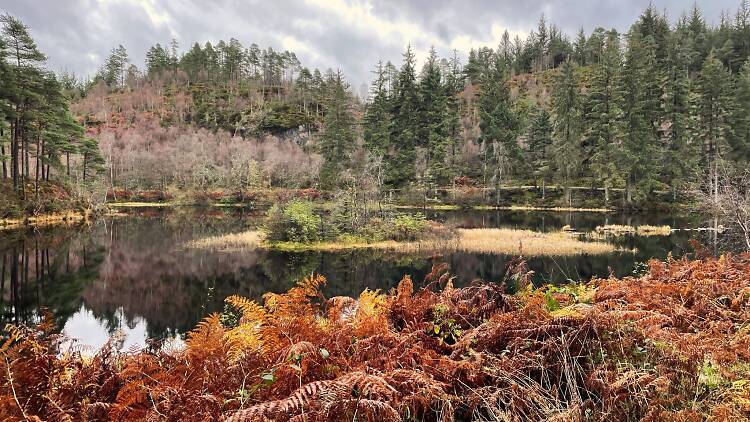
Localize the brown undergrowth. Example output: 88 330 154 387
1 254 750 421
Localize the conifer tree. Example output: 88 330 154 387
318 71 356 188
527 107 553 198
100 45 128 87
145 43 170 76
388 45 420 187
1 13 46 192
731 59 750 164
586 30 623 204
551 59 583 205
477 55 521 204
662 30 700 200
418 47 451 186
619 29 663 203
363 61 391 157
696 50 735 201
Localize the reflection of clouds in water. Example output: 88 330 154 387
63 305 152 351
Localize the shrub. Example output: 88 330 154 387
265 200 322 243
391 213 427 241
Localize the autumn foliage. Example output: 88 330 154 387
2 255 750 421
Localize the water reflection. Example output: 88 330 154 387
0 208 714 347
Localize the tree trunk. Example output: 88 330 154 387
0 124 5 179
604 186 609 206
11 119 19 192
35 135 41 195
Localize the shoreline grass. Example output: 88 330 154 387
595 224 672 236
107 201 176 207
188 227 619 256
0 210 91 230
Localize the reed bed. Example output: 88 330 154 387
595 224 672 236
186 230 264 251
189 228 617 256
0 210 90 230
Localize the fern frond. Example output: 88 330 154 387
225 295 267 324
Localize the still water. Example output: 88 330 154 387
0 207 713 349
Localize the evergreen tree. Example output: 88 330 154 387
418 47 452 186
619 29 663 203
1 13 46 192
145 43 170 76
477 55 521 204
527 107 553 198
318 71 356 188
731 59 750 164
388 45 420 187
574 28 587 65
586 30 623 204
363 61 391 157
100 45 128 87
662 30 700 200
696 50 735 201
551 59 583 205
444 51 463 174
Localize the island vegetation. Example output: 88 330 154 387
186 199 619 256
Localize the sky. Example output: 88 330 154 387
1 0 743 93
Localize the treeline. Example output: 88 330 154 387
68 2 750 206
361 3 750 205
82 37 340 137
0 14 104 204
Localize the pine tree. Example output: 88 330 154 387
444 51 463 176
619 29 663 204
318 71 356 188
696 50 735 201
551 59 583 205
418 47 452 186
100 45 128 87
363 61 391 157
586 30 623 205
388 45 420 187
1 13 46 192
731 59 750 164
145 43 170 76
662 30 700 200
574 28 587 65
477 55 521 204
527 107 553 199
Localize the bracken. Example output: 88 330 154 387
1 254 750 421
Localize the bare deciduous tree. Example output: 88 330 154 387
697 165 750 251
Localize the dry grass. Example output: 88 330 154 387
107 202 175 207
595 224 672 236
384 228 617 256
0 210 90 230
188 228 618 256
636 225 672 235
474 205 613 212
186 230 264 251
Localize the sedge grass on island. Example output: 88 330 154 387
187 227 619 256
2 255 750 420
595 224 672 236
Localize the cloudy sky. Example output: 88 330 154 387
1 0 742 91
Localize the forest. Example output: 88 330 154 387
2 4 750 213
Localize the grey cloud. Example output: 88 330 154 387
1 0 744 89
